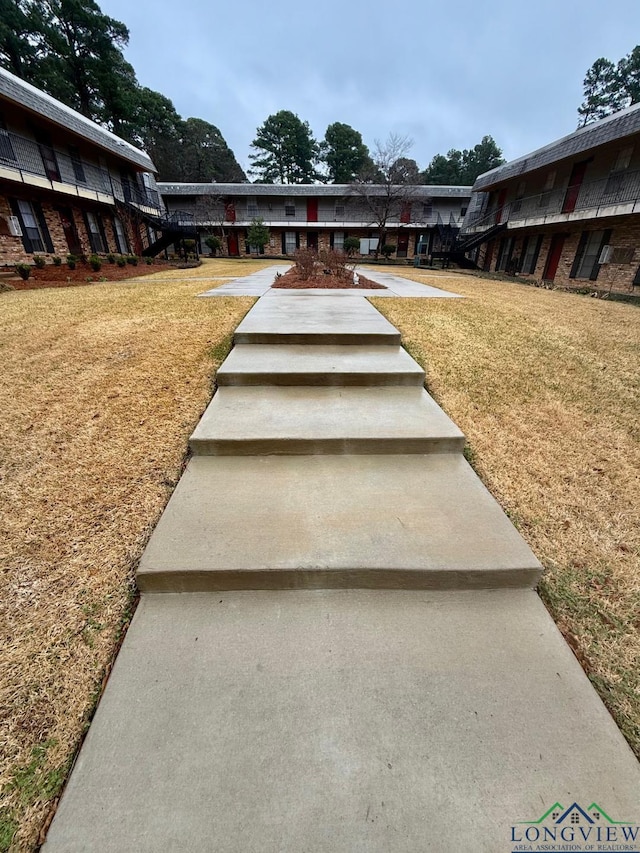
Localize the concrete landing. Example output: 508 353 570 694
197 264 292 296
217 344 425 386
42 590 640 853
190 387 465 455
137 454 542 591
233 295 401 344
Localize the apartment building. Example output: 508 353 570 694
0 67 165 266
158 182 472 259
459 104 640 293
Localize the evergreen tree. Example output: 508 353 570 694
176 117 245 183
421 136 504 185
321 122 372 183
577 58 626 127
249 110 319 183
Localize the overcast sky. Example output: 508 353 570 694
100 0 640 176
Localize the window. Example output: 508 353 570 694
359 237 379 255
495 237 514 271
520 235 543 275
85 211 106 253
613 146 633 173
69 146 86 183
34 129 60 181
570 230 609 280
0 113 16 164
539 171 556 208
423 200 433 219
247 197 258 218
512 181 526 213
332 231 344 251
113 216 128 254
334 203 345 219
12 199 51 253
460 206 468 218
284 231 297 253
284 199 295 217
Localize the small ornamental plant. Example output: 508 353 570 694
106 253 116 264
343 236 360 257
15 263 31 280
380 244 396 259
116 256 126 267
89 254 102 272
52 255 62 266
66 254 77 270
33 255 46 269
144 256 153 265
205 235 222 256
126 255 138 266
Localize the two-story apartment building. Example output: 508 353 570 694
459 103 640 293
158 183 472 260
0 67 166 266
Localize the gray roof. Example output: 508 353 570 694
158 182 472 198
473 102 640 191
0 66 155 173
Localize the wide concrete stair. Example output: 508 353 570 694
43 293 640 852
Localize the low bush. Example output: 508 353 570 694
89 254 102 272
106 253 116 264
343 236 360 256
52 256 62 266
116 257 127 268
293 247 317 280
33 255 46 269
380 244 396 259
66 254 77 270
318 247 351 280
126 255 138 266
15 263 31 280
144 256 153 265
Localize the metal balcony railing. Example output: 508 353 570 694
181 207 463 227
0 127 163 214
461 168 640 237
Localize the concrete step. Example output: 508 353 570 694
42 590 640 853
217 344 425 387
233 294 401 345
137 454 542 591
190 387 465 455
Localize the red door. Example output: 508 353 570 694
227 232 239 256
562 161 589 213
306 198 318 222
542 234 565 281
397 234 409 258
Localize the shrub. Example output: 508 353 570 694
205 235 222 255
52 255 62 266
182 240 196 254
318 247 351 280
293 248 317 280
33 255 46 268
106 253 116 264
89 254 102 272
380 244 396 259
66 254 77 270
15 263 31 280
343 236 360 256
116 257 127 267
144 256 153 265
126 255 138 266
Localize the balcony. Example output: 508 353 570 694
184 207 464 229
461 168 640 239
0 128 163 214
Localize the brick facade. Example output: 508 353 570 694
486 219 640 294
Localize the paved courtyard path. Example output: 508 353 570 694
43 275 640 852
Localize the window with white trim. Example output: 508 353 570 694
247 197 258 218
16 199 46 252
334 203 345 219
284 199 295 217
86 211 106 253
113 216 128 254
333 231 344 251
284 231 297 253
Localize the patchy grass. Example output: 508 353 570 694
371 270 640 756
0 259 271 851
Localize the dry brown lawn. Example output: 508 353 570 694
0 259 271 852
371 269 640 756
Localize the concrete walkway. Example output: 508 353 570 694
199 263 463 298
43 286 640 852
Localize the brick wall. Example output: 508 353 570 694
492 217 640 293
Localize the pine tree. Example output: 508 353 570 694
577 57 627 127
249 111 319 184
321 122 373 183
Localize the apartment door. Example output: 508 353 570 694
306 198 318 222
307 232 318 250
56 206 82 255
227 232 239 256
542 234 565 281
397 233 409 258
562 161 589 214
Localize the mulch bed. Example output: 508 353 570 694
272 267 386 289
3 260 183 291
